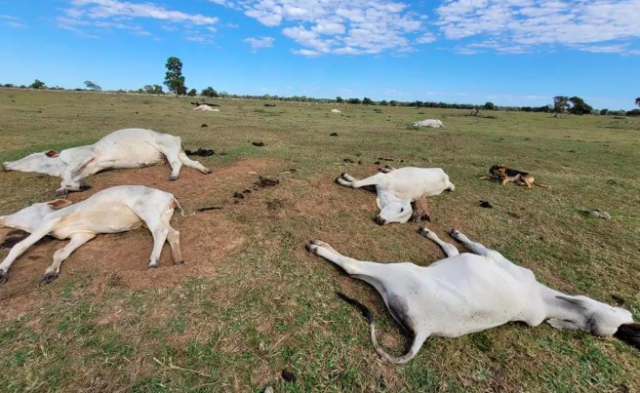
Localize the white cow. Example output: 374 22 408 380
306 228 640 364
0 185 185 284
413 119 444 128
336 167 455 225
2 128 211 195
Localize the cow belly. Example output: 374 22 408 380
52 207 143 238
100 142 164 169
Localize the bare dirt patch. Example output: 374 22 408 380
0 158 282 305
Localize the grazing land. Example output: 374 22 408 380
1 89 640 392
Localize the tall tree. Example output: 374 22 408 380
152 85 164 95
84 81 102 91
201 87 218 98
29 79 46 89
164 56 186 95
362 97 373 105
635 97 640 109
187 88 197 97
568 96 593 115
553 96 569 116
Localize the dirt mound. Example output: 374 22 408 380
0 158 280 306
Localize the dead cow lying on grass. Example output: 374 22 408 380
413 119 444 128
336 166 454 225
307 228 640 364
2 128 212 195
0 185 185 284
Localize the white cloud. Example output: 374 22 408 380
416 32 435 44
234 0 431 56
2 14 27 28
58 0 219 40
186 35 213 43
70 0 218 24
243 36 275 51
436 0 640 55
6 21 27 28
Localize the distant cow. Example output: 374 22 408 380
0 186 185 284
336 166 454 225
2 128 211 195
413 119 444 128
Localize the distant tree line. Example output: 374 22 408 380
2 74 639 117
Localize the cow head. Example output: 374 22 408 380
3 150 65 177
374 191 413 225
0 199 72 233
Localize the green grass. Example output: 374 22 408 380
1 89 640 392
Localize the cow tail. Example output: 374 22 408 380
172 198 187 217
336 292 422 364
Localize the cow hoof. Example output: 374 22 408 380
79 183 92 191
42 271 58 284
170 176 178 182
148 264 158 269
55 189 69 197
418 226 428 234
305 242 318 254
174 260 185 265
203 168 212 175
449 229 461 239
0 270 7 285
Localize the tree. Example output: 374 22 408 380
336 96 344 103
84 80 102 91
347 98 361 104
568 96 593 115
201 87 218 98
380 100 389 106
635 97 640 109
362 97 373 105
627 109 640 117
483 102 496 110
143 85 155 94
152 85 164 95
389 100 398 106
164 56 186 95
600 109 609 116
553 96 569 116
187 88 197 97
30 79 46 89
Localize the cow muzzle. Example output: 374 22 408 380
374 216 386 226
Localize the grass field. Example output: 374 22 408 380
1 89 639 393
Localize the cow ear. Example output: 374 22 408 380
556 295 589 310
47 199 72 210
45 150 59 158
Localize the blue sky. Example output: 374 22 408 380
1 0 639 109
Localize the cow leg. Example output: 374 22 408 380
43 233 96 283
0 219 60 284
306 240 376 276
160 209 184 264
127 204 170 268
337 173 385 189
449 230 489 256
378 165 397 174
418 227 459 257
166 155 183 181
178 151 211 175
147 221 169 268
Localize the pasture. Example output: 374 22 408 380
1 89 639 392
